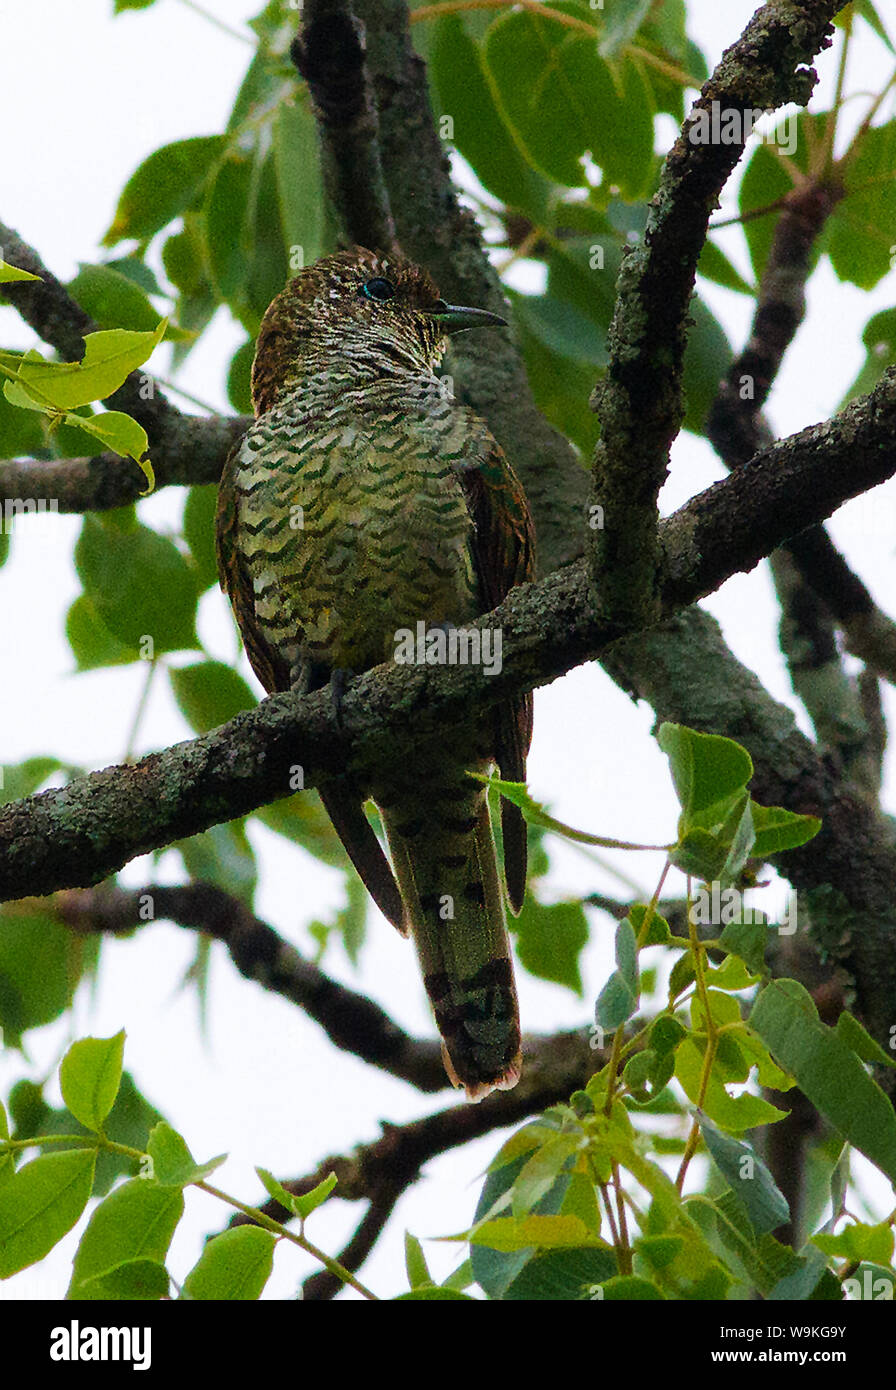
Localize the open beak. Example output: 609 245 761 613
426 301 508 334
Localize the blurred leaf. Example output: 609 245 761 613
681 294 732 435
66 593 141 670
512 896 587 994
484 7 654 197
182 483 221 593
828 121 896 289
75 512 199 654
169 661 256 733
840 307 896 406
174 820 257 905
227 340 255 415
0 757 62 805
105 136 226 245
429 16 549 221
511 291 607 366
273 99 327 265
67 262 188 340
697 239 755 295
0 904 95 1045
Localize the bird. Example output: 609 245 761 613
215 246 535 1099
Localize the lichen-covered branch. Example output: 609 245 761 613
590 0 843 629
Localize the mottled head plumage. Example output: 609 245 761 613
251 247 505 415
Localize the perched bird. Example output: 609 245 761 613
215 247 535 1099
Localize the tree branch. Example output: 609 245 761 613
2 367 894 903
590 0 842 629
292 0 397 253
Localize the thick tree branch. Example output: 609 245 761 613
590 0 842 629
292 0 397 253
2 368 894 907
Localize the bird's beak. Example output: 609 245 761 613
426 302 508 334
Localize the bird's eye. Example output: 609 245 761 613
361 277 395 302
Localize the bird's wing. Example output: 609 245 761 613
215 441 292 694
457 436 536 915
215 437 406 932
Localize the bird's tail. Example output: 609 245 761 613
379 767 521 1100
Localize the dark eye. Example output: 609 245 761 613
362 277 395 302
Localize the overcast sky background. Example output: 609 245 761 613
0 0 894 1299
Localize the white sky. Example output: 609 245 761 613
0 0 894 1300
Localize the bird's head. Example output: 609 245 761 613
250 247 507 414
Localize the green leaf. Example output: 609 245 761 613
81 1258 169 1299
835 0 894 52
429 15 549 221
0 756 62 805
67 262 188 339
174 820 257 905
750 801 821 856
0 260 41 283
597 0 653 57
840 307 896 406
394 1287 476 1300
681 294 733 435
293 1172 338 1220
182 483 221 593
675 1037 787 1131
500 1246 617 1300
59 1032 125 1133
145 1122 226 1187
105 136 226 245
227 340 255 416
255 1167 297 1213
697 239 755 295
66 594 140 670
169 661 256 734
512 1135 581 1217
0 904 94 1043
471 1214 602 1252
596 1274 665 1299
7 322 166 412
273 99 326 267
835 1011 896 1069
484 6 654 197
405 1231 433 1289
471 1143 570 1297
718 914 770 974
0 1149 96 1277
698 1114 789 1234
71 411 151 480
595 916 639 1029
750 979 896 1181
75 512 199 654
511 291 607 366
512 895 587 994
657 724 753 835
68 1179 183 1299
183 1225 276 1300
828 121 896 289
814 1220 894 1266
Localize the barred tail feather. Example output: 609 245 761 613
382 791 521 1100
